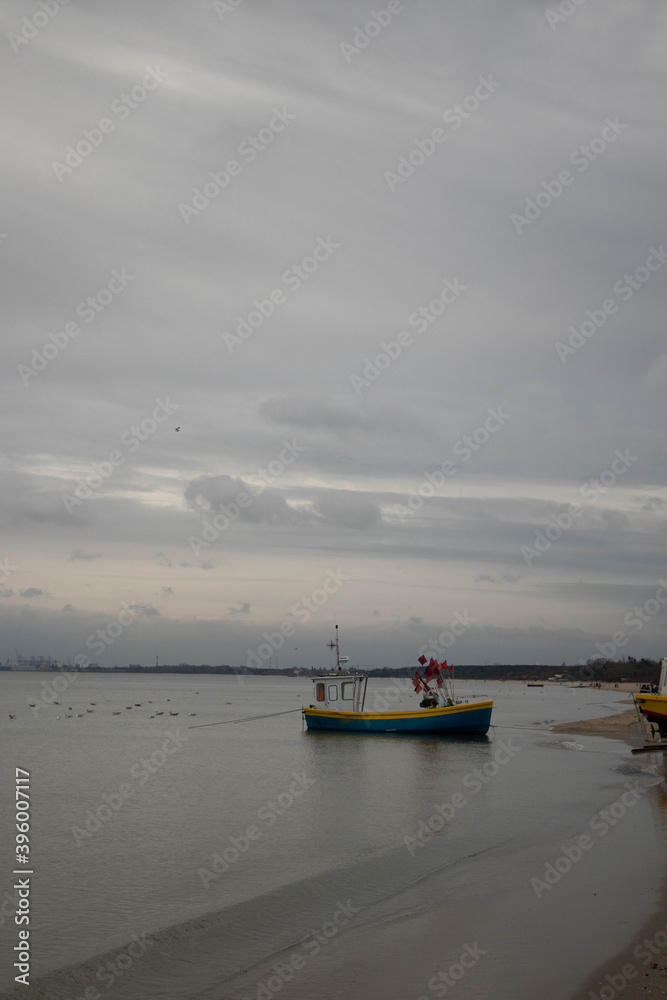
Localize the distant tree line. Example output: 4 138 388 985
38 656 661 683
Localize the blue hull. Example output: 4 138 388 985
303 702 492 735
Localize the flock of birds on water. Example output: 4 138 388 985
5 691 236 721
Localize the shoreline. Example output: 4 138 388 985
553 701 667 999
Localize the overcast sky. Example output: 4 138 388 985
1 0 666 670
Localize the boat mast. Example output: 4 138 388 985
327 624 342 670
326 624 349 672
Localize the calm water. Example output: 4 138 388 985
0 673 665 1000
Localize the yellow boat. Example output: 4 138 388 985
634 657 667 737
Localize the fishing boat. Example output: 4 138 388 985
302 627 493 735
634 657 667 738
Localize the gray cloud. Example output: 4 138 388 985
128 604 160 618
185 475 307 527
311 489 383 529
229 602 251 616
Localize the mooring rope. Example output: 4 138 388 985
188 707 303 729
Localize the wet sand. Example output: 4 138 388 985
552 700 667 999
550 708 647 741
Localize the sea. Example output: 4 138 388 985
0 672 665 1000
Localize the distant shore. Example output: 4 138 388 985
1 665 662 684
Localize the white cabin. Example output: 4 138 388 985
310 673 367 713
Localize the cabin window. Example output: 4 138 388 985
341 681 355 701
328 684 338 702
315 682 326 702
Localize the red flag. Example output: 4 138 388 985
440 661 448 671
418 655 427 666
412 671 423 692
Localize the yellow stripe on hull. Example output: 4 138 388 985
303 700 493 734
635 694 667 719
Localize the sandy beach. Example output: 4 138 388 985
551 691 667 1000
